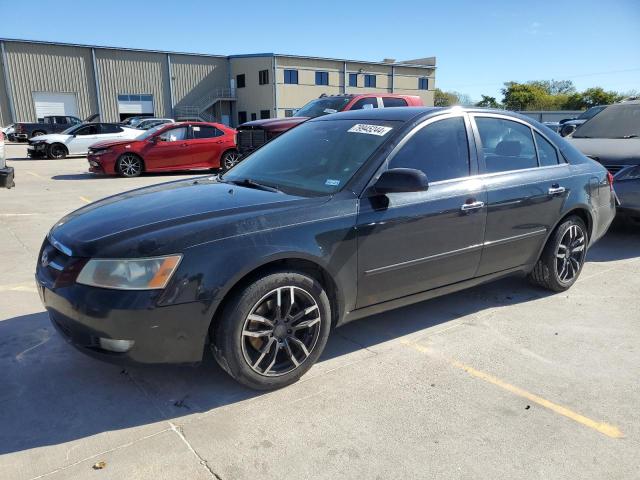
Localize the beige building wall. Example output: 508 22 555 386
170 54 228 108
95 49 172 122
273 56 435 117
229 56 275 124
2 41 98 122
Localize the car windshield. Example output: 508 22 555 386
61 124 85 135
223 119 401 196
293 97 352 118
137 124 166 140
577 105 605 120
573 104 640 138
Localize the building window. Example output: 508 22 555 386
236 74 246 88
251 113 257 121
315 71 329 86
284 109 295 117
260 110 270 119
284 69 298 84
349 73 358 87
418 78 429 90
238 111 247 124
364 74 376 88
259 70 269 85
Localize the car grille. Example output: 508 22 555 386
237 129 267 152
38 238 85 287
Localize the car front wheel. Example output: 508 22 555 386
212 270 332 390
529 215 588 292
47 143 67 159
117 153 143 177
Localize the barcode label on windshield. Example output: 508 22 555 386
348 124 393 136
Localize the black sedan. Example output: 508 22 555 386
568 100 640 222
36 107 616 390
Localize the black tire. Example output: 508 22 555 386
47 143 67 159
212 270 332 390
220 150 241 172
117 153 143 178
32 131 45 138
529 216 588 292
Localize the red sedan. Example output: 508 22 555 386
87 122 239 177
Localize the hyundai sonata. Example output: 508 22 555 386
36 107 616 389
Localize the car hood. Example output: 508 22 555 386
90 139 143 150
31 133 70 143
567 138 640 166
239 117 309 133
49 177 331 258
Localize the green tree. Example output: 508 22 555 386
564 87 623 109
433 89 472 107
475 95 501 108
528 80 576 95
501 82 538 110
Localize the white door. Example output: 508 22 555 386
33 92 78 120
67 124 101 155
118 94 154 119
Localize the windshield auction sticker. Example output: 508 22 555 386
348 124 393 136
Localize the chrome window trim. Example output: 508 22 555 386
483 228 548 247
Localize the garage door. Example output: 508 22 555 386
33 92 79 120
118 94 154 120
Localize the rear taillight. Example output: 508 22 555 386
607 172 614 191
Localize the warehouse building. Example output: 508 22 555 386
0 38 436 128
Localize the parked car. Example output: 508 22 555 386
87 122 238 177
12 115 87 141
121 115 154 128
236 93 424 155
36 107 615 390
1 124 15 142
27 123 141 159
559 105 606 137
135 118 175 130
0 131 14 188
567 100 640 221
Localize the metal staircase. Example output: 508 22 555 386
174 87 236 121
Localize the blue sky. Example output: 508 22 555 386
1 0 638 101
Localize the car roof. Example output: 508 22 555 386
311 106 443 122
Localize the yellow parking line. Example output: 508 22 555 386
402 340 624 439
25 171 45 179
79 196 92 204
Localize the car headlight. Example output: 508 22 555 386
76 255 182 290
91 148 111 156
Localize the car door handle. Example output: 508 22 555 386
548 186 566 195
215 140 225 144
180 143 189 147
460 201 485 212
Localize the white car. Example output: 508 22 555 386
135 118 175 130
27 123 141 159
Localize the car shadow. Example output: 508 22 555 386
586 222 640 262
0 275 552 457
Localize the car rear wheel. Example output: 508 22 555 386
117 153 143 178
212 270 332 390
47 143 67 159
529 216 587 292
220 150 241 172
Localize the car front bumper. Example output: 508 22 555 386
35 274 212 365
87 152 118 174
27 143 47 157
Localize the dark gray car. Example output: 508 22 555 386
568 100 640 221
36 107 616 390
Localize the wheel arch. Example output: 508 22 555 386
534 206 593 264
208 255 342 342
48 142 69 155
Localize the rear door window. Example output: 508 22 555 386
191 125 223 139
534 131 560 166
75 125 99 136
474 117 537 173
382 97 408 108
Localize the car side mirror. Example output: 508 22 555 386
148 136 158 143
372 168 429 195
560 124 576 137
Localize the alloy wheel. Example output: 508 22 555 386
119 155 142 177
555 224 586 282
241 286 322 377
50 145 66 159
223 152 240 170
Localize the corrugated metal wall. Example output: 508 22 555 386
3 41 98 122
170 54 228 107
95 49 171 121
0 51 10 126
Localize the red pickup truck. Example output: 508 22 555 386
236 93 423 155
